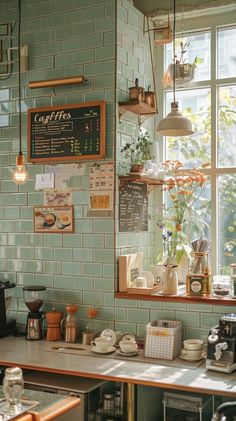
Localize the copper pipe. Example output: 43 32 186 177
28 76 87 89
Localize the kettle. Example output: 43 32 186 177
45 309 63 341
61 304 78 343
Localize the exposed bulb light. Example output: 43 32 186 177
13 0 28 185
156 0 193 137
12 153 28 185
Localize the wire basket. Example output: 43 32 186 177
145 320 183 360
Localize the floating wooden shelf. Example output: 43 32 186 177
119 174 164 186
115 292 236 306
118 100 157 126
28 75 87 89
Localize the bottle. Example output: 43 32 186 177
61 304 78 343
3 367 24 414
82 308 97 345
186 252 211 296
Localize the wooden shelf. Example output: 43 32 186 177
118 100 157 125
119 174 164 191
115 292 236 306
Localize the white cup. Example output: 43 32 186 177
119 340 138 354
133 276 147 288
91 336 110 351
181 348 203 360
183 339 204 351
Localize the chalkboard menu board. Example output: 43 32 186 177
119 182 148 232
28 101 106 163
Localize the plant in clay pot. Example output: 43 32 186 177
119 129 153 174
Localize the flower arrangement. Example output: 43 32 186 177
156 160 207 263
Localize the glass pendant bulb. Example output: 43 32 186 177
12 154 29 185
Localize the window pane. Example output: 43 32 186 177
217 26 236 79
165 88 211 168
218 175 236 274
165 31 210 83
218 85 236 168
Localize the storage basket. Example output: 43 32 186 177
144 320 183 360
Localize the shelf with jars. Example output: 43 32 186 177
118 99 157 126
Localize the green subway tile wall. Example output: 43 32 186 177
0 0 235 343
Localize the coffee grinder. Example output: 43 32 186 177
206 313 236 373
23 286 46 340
0 281 17 338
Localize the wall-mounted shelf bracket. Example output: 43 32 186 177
118 100 157 127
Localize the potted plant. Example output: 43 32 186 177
120 129 153 174
163 41 203 87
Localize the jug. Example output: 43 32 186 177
61 304 78 343
45 309 63 341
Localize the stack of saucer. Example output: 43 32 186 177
180 339 205 361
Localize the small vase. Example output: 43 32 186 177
162 257 178 295
130 164 144 174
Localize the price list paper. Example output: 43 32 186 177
28 101 106 163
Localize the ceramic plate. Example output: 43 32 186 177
101 329 117 346
91 346 116 355
116 349 139 357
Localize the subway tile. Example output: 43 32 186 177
74 276 93 290
176 311 200 327
85 6 105 21
75 22 93 36
54 275 74 289
187 303 213 312
16 247 34 260
94 17 115 32
114 321 137 335
35 247 54 260
0 246 15 259
18 273 35 286
0 234 8 245
9 193 27 205
62 262 81 275
95 46 115 61
150 310 175 321
127 308 149 323
46 289 63 303
83 233 104 248
0 220 16 232
44 234 63 247
163 302 187 311
84 62 104 76
200 312 224 329
75 219 93 233
24 260 43 273
63 234 82 247
94 277 114 291
8 234 26 246
115 307 126 321
44 261 62 275
104 292 115 306
27 234 44 246
82 263 102 276
73 248 93 262
35 274 54 288
94 249 114 263
83 291 103 305
97 306 115 320
55 248 73 261
94 219 114 233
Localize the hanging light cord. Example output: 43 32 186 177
18 0 22 156
173 0 176 103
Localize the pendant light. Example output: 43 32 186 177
156 0 193 137
12 0 28 185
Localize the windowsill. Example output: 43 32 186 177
115 292 236 306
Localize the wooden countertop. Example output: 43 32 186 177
0 336 236 397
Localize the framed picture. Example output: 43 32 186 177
34 206 74 233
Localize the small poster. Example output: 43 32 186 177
34 206 74 233
44 189 72 206
88 162 114 217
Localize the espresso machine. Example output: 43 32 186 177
0 281 17 338
23 286 46 340
206 313 236 373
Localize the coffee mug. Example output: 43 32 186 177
183 339 204 351
181 348 203 360
133 276 147 288
91 336 110 351
119 340 138 354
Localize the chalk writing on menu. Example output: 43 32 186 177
28 101 106 163
119 182 148 232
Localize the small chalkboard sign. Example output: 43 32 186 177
28 101 106 163
119 182 148 232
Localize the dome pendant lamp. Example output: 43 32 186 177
156 0 194 137
12 0 28 185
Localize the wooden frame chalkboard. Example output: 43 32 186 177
119 182 148 232
28 101 106 163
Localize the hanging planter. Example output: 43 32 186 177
168 62 195 85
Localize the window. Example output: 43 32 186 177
157 11 236 275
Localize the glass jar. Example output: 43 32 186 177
103 393 114 415
3 367 24 414
61 304 78 343
212 275 232 297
